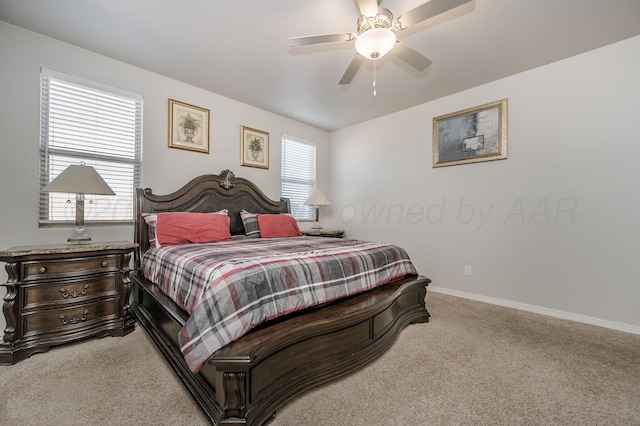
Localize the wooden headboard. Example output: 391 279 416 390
133 169 290 269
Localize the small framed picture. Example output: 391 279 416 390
240 126 269 169
168 99 210 153
433 99 508 167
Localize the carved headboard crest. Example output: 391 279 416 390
219 169 236 190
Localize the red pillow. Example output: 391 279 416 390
156 212 231 246
257 214 303 238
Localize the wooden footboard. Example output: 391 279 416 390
131 273 430 426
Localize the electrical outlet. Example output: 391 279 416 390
464 265 472 276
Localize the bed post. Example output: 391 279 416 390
217 371 248 420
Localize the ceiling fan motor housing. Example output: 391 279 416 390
357 8 395 33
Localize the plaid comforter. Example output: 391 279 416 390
141 237 417 372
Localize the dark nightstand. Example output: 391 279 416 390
0 241 137 364
303 229 345 238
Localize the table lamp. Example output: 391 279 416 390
42 163 116 244
304 189 331 230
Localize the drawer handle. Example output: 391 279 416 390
59 284 89 298
38 267 47 274
59 310 89 325
101 261 109 268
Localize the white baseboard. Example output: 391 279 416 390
428 286 640 336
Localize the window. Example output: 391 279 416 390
281 135 316 220
39 69 142 224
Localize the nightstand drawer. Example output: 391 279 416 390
23 274 118 309
23 299 119 336
22 256 118 281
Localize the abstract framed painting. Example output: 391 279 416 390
433 99 507 167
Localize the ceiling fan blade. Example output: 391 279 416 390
391 42 433 71
339 55 365 85
289 33 355 48
356 0 379 16
401 0 472 27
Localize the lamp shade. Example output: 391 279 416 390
304 189 331 206
42 164 115 195
355 28 397 59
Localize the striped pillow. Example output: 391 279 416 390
240 210 261 238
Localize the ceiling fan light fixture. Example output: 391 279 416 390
355 28 397 60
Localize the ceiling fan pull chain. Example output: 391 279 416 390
373 60 377 97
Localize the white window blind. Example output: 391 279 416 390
281 135 316 220
39 69 142 224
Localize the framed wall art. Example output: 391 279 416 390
240 126 269 169
168 99 210 153
433 99 507 167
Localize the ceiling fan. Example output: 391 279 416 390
289 0 472 86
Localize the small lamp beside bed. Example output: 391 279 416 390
41 163 116 244
304 188 331 230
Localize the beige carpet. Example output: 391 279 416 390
1 292 639 425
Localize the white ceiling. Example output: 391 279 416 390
1 0 639 131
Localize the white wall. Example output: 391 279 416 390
0 22 330 329
330 36 640 333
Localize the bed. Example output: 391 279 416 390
130 170 431 425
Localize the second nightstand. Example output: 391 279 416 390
303 229 345 238
0 241 137 364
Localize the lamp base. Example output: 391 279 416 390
67 228 92 244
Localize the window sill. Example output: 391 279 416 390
39 220 133 228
